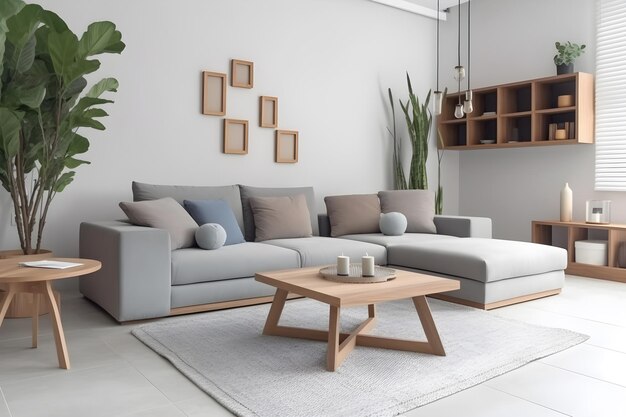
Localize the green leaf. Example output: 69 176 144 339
65 157 90 169
67 133 90 155
0 0 25 20
63 58 100 85
72 97 113 114
87 78 119 98
48 30 79 81
52 171 75 192
6 4 42 47
18 83 46 108
78 21 125 58
40 10 68 33
9 34 36 73
0 108 23 158
84 108 108 118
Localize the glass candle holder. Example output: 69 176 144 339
585 200 611 224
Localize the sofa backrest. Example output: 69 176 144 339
132 181 245 232
239 185 319 241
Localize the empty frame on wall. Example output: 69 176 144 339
231 59 254 88
260 96 278 128
224 119 249 154
202 71 227 116
275 130 298 163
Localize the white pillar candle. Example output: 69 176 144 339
362 253 375 277
337 254 350 276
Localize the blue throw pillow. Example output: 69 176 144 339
183 199 245 245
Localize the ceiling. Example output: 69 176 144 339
368 0 469 20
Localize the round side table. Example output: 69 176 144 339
0 258 101 369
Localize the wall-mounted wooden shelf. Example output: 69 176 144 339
439 73 594 150
532 220 626 283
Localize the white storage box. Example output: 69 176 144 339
575 240 608 266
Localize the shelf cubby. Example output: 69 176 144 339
499 82 532 114
501 114 532 143
468 119 497 146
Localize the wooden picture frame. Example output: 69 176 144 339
202 71 227 116
224 119 249 155
275 130 298 163
260 96 278 128
231 59 254 88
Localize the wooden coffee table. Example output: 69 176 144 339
255 266 460 371
0 258 101 369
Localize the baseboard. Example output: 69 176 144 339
429 288 562 310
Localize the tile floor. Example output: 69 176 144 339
0 275 625 417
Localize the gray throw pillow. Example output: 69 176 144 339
324 194 381 237
379 212 407 236
378 190 437 234
248 194 313 241
195 223 227 250
119 197 197 250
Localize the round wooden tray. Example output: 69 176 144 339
319 264 396 284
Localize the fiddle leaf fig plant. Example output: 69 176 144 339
554 41 586 66
0 1 125 254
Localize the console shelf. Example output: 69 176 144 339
439 73 594 150
532 220 626 283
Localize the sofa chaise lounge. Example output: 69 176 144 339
79 182 567 322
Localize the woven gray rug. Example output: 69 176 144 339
133 298 587 417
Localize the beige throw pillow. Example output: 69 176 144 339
248 194 313 242
378 190 437 234
324 194 381 237
119 197 198 249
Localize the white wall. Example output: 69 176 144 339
0 0 460 257
441 0 607 241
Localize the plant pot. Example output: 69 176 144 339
0 249 60 318
556 63 574 75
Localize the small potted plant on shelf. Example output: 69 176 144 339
553 41 586 75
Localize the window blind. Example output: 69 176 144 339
595 0 626 191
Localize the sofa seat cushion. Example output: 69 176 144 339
340 233 457 247
171 243 301 286
388 238 567 283
262 237 387 267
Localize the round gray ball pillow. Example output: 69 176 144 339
195 223 227 250
379 212 408 236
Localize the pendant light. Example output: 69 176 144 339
463 0 474 114
433 0 443 115
453 0 465 119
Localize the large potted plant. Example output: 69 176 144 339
554 41 586 75
0 0 125 255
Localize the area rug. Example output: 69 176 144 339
132 298 587 417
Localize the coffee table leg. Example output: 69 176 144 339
0 285 17 328
368 304 376 318
263 289 289 335
327 305 341 371
32 293 40 348
413 296 445 356
44 281 70 369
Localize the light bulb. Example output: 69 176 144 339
454 65 465 81
454 103 465 119
433 91 443 115
463 90 474 114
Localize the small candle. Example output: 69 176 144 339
362 253 375 277
591 212 602 223
337 254 350 276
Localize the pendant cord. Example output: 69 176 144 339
467 0 471 91
457 0 461 68
436 0 440 91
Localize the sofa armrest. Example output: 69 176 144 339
318 214 331 237
434 215 492 238
79 221 172 322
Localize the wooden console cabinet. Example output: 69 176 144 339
439 72 594 150
532 220 626 283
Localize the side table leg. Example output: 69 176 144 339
0 285 17 328
327 305 341 371
32 293 40 348
44 281 70 369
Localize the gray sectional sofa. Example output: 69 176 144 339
79 182 567 322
